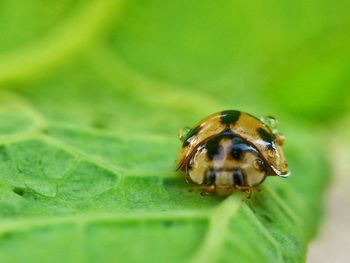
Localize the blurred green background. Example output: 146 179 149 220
0 0 349 262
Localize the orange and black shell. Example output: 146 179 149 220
176 110 289 178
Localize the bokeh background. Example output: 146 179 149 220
0 0 349 262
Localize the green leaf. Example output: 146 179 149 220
0 0 332 262
109 0 350 121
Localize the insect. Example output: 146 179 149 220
176 110 290 197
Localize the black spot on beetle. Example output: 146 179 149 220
257 127 276 143
220 110 240 125
187 158 194 170
205 130 260 160
183 125 202 146
187 163 192 171
230 148 242 160
204 135 223 159
206 170 216 185
233 170 245 186
257 127 276 149
230 137 259 160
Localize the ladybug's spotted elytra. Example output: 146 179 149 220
176 110 290 197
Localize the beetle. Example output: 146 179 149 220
176 110 290 197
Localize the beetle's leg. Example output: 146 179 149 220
243 186 261 198
201 184 216 196
247 186 261 193
245 188 253 199
253 186 261 192
236 186 254 199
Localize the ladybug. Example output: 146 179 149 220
176 110 290 197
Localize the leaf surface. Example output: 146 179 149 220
0 0 333 262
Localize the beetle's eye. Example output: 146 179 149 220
253 159 265 172
232 170 244 186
